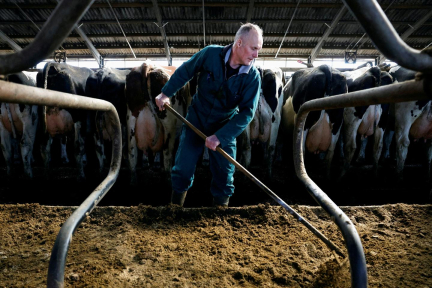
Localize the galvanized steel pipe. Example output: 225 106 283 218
342 0 432 72
0 80 122 288
0 0 95 75
294 77 431 288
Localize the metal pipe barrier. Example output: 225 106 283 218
294 76 432 288
0 0 95 75
164 104 346 258
0 80 122 288
341 0 432 72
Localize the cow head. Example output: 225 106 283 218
125 63 171 118
147 67 170 100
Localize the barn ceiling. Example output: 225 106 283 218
0 0 432 63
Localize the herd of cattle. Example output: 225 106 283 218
0 61 430 185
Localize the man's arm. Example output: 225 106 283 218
160 46 211 98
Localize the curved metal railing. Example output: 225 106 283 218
0 0 95 75
290 2 432 287
342 0 432 72
294 75 432 287
0 81 122 288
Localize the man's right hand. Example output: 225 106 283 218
155 93 170 111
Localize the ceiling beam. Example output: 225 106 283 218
379 9 432 63
5 32 431 40
0 42 386 50
53 0 101 66
74 25 103 67
246 0 255 23
151 0 172 66
0 29 22 52
0 3 427 9
45 53 383 60
310 6 347 63
2 19 432 26
1 42 418 51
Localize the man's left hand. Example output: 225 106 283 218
205 135 220 151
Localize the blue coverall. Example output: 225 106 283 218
161 44 261 202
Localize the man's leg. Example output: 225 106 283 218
171 122 205 205
208 140 236 206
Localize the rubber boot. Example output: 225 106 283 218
213 196 230 207
171 190 187 206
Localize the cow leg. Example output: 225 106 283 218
74 121 87 182
93 133 105 174
60 136 69 164
424 140 432 182
154 152 161 170
127 109 138 185
94 113 105 175
373 127 385 178
162 121 176 175
0 121 13 176
356 137 368 165
12 139 21 164
19 105 38 179
340 108 362 180
40 133 53 178
121 124 128 165
394 126 410 181
382 129 394 164
237 128 251 169
142 152 149 169
394 103 413 181
324 128 341 180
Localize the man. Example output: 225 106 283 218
155 23 263 207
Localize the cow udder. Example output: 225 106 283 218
357 105 377 137
250 97 271 143
305 111 332 153
46 108 74 137
135 106 165 153
409 105 432 140
1 104 24 136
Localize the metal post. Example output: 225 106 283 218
0 0 95 75
293 76 431 288
341 0 432 72
0 80 122 288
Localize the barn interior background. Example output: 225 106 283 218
0 0 432 287
0 0 431 207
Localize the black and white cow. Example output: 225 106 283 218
85 67 130 174
340 66 383 178
125 62 191 185
340 67 394 178
279 64 347 179
370 71 394 171
237 67 285 178
38 62 95 181
0 71 39 178
388 65 432 180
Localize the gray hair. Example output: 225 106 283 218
234 23 263 44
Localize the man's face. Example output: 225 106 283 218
235 30 263 66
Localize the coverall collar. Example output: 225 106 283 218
222 44 255 75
